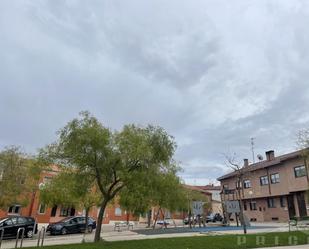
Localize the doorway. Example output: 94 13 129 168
296 192 307 217
287 195 296 219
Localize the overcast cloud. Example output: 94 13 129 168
1 0 309 185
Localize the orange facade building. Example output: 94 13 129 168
0 166 197 224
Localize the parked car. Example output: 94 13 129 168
206 213 223 223
0 216 37 238
47 216 96 235
156 219 172 226
183 216 197 225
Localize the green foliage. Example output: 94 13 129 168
119 167 186 215
40 169 100 212
0 146 42 209
40 111 180 241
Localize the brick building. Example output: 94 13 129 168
187 185 222 214
0 165 141 224
218 149 309 222
0 166 186 224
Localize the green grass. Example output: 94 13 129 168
28 231 309 249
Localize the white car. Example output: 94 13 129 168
156 219 171 226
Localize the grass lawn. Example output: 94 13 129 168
28 231 309 249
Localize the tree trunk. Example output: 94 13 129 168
189 210 192 229
126 212 129 224
146 209 152 228
152 208 161 229
161 209 167 229
85 208 89 234
237 179 247 234
198 215 201 228
94 199 108 242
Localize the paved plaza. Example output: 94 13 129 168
1 222 304 249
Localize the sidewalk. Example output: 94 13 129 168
0 222 302 249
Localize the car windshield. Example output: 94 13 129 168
0 218 7 223
58 217 72 222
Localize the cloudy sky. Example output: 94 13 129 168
1 0 309 185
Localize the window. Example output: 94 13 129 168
260 176 269 186
8 205 21 214
38 203 46 214
294 166 307 178
115 207 122 216
280 196 286 207
17 217 27 224
11 217 18 224
250 201 257 210
243 201 247 211
243 180 251 189
77 217 86 224
4 219 13 226
267 198 276 208
235 180 242 189
60 207 75 217
60 207 70 217
51 205 57 217
270 173 280 184
223 185 228 190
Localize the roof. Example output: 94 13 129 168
217 148 307 181
183 184 212 195
194 185 221 191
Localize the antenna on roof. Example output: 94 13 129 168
251 137 255 163
257 154 264 161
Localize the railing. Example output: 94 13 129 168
15 227 25 248
0 228 4 249
36 226 46 247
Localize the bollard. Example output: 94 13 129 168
15 227 25 248
40 227 46 247
36 230 41 247
32 221 37 240
36 226 46 247
0 228 4 249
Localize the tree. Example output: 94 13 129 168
119 167 187 229
183 187 211 228
39 111 178 242
0 146 42 210
39 168 100 237
224 153 247 234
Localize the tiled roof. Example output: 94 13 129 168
217 148 307 181
183 184 212 195
194 185 221 191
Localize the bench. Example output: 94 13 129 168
114 221 134 232
289 217 309 231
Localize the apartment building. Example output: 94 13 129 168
193 185 222 214
0 165 185 224
218 149 309 222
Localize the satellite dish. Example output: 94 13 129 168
257 154 264 161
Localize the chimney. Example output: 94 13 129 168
243 158 249 167
265 150 275 161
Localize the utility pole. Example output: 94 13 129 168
251 138 255 163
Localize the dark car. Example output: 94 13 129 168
0 216 37 238
47 216 96 235
206 213 223 223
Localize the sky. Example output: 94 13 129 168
1 0 309 185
